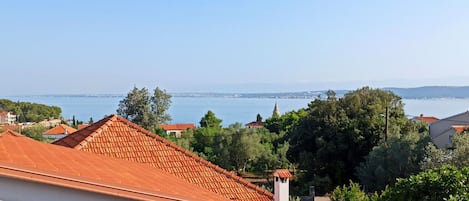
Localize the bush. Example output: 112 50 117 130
331 181 370 201
380 165 469 201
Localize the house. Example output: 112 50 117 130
430 111 469 149
54 115 274 201
43 124 77 139
77 123 89 130
0 124 21 132
412 114 439 124
0 112 16 125
246 121 264 129
0 130 228 201
160 123 196 137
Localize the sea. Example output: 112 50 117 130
2 95 469 126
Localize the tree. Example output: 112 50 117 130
420 132 469 170
117 86 172 131
213 123 266 172
21 125 47 142
199 110 222 128
287 87 409 194
88 117 94 124
152 87 172 124
355 131 430 192
380 165 469 201
256 113 263 122
0 99 62 123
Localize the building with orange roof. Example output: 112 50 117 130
412 114 439 124
0 111 16 125
430 111 469 149
246 121 265 129
77 123 89 130
43 124 77 139
160 123 196 137
54 115 274 201
0 124 21 132
0 130 228 201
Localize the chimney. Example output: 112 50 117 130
273 169 292 201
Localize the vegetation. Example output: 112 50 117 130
356 131 430 192
31 85 465 198
421 132 469 170
0 99 61 122
117 86 172 132
287 87 412 194
380 165 469 201
331 166 469 201
21 125 48 142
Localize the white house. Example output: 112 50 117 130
430 111 469 149
0 112 16 125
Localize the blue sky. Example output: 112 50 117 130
2 1 469 95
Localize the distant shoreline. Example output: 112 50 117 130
4 86 469 99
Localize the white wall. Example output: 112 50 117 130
0 176 131 201
430 112 469 149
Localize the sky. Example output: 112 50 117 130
2 1 469 95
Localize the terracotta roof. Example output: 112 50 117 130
272 169 292 179
452 125 469 133
160 123 196 131
0 112 9 117
0 130 227 201
54 115 274 201
246 121 264 127
1 125 20 131
43 124 77 135
77 124 89 130
413 114 439 124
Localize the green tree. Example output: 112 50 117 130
420 132 469 170
213 123 265 172
199 110 222 128
331 181 371 201
117 86 172 131
380 165 469 201
356 131 430 192
0 99 62 123
287 87 408 194
256 113 263 122
88 117 94 124
21 125 47 142
152 87 172 124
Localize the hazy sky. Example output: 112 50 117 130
2 1 469 95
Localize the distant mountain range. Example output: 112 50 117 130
172 86 469 99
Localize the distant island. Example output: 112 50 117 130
172 86 469 99
15 86 469 99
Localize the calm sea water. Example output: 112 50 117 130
2 96 469 126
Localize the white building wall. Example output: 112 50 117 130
0 176 132 201
430 112 469 149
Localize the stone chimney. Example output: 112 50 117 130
273 169 292 201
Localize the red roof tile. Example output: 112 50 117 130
0 130 227 201
54 115 274 201
273 169 292 179
77 124 89 130
246 121 265 127
43 124 77 135
413 115 439 124
452 125 469 133
160 123 196 131
1 125 20 131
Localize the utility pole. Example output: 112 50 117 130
385 106 389 142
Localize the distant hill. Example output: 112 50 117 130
384 86 469 99
172 86 469 99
